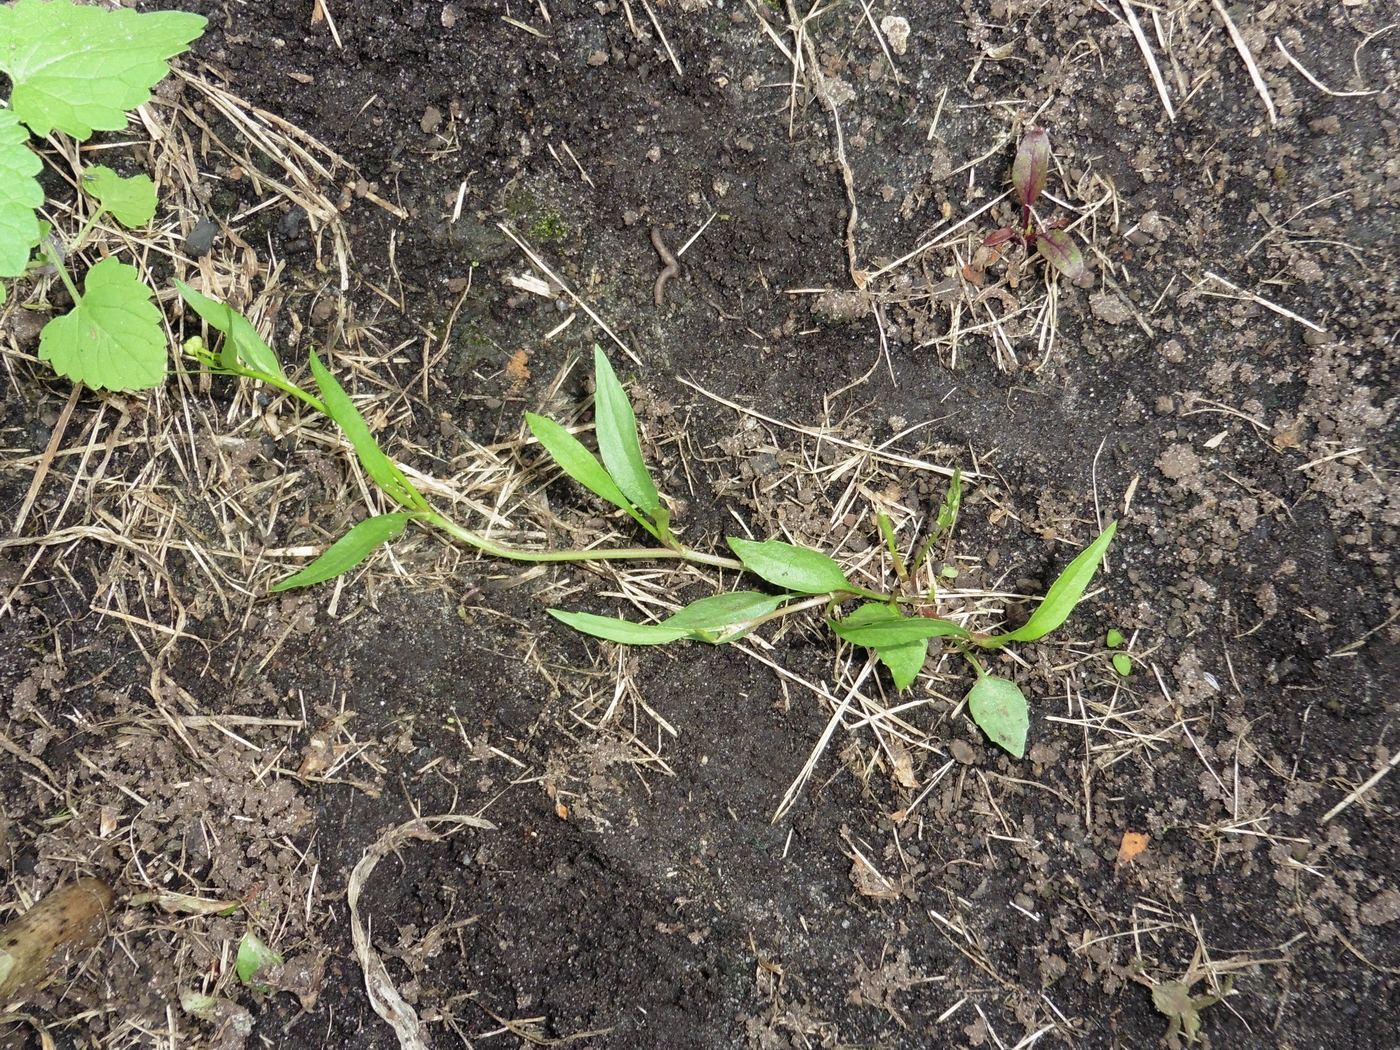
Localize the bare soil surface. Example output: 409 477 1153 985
2 2 1397 1048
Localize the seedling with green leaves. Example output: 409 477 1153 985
982 126 1087 282
0 0 205 389
184 299 1116 760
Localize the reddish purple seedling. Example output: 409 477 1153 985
982 127 1087 282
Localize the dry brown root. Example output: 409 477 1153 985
0 878 115 1001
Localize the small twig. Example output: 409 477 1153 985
497 223 641 365
1200 270 1325 333
1121 0 1176 120
1273 37 1379 98
1211 0 1277 126
1322 748 1400 823
639 0 683 77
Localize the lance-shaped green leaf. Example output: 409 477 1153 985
0 110 42 278
1037 229 1087 281
727 537 852 594
81 165 156 228
38 257 165 390
986 521 1117 646
0 0 206 139
591 347 660 515
829 607 970 646
547 609 691 646
270 513 413 592
175 281 283 378
966 675 1028 758
308 352 426 509
1012 127 1050 208
524 411 640 521
662 591 788 632
836 603 928 691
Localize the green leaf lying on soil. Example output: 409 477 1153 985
965 675 1028 758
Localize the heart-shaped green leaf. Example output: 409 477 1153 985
82 165 155 227
0 0 206 139
38 257 165 390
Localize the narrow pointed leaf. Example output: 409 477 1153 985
1012 127 1050 208
270 513 412 592
662 591 788 631
308 352 425 509
81 165 155 227
838 603 928 690
592 347 660 514
966 676 1028 758
1037 229 1087 281
0 0 206 139
0 110 42 278
548 609 690 646
989 521 1117 646
982 227 1017 249
175 281 283 378
829 607 970 646
727 537 852 594
524 411 636 515
38 257 165 390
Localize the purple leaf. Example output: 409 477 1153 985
982 227 1018 248
1012 127 1051 208
1036 229 1086 281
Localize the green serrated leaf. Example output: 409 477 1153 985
839 603 928 691
524 411 637 519
591 347 660 515
0 0 206 139
548 608 690 646
727 537 852 594
175 281 283 378
662 591 787 632
1037 228 1087 281
829 606 970 646
988 521 1117 646
1112 652 1133 677
966 675 1028 758
308 352 425 510
0 110 42 278
81 165 156 227
235 931 281 986
270 513 413 592
38 257 164 390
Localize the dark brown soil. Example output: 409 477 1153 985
2 2 1397 1048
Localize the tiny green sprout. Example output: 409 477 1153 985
1106 629 1132 675
981 126 1087 282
